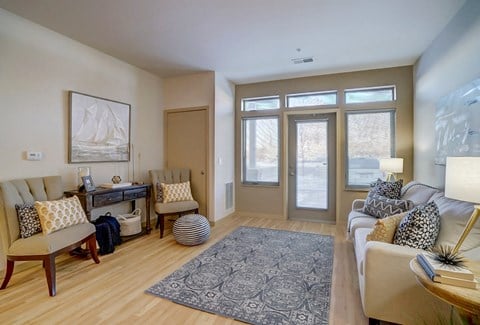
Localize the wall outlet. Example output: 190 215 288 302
26 151 42 161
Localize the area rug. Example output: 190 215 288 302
146 226 334 325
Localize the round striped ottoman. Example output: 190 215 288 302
173 214 210 246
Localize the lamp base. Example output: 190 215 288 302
385 173 397 182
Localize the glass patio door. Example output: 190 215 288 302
287 113 336 222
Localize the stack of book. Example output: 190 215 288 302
416 253 478 289
99 182 132 189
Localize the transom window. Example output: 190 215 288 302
345 86 396 104
286 91 337 108
242 96 280 111
345 110 395 188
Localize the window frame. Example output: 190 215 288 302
344 109 396 190
286 90 338 108
344 85 396 104
241 115 280 186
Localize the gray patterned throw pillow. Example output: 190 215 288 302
370 178 403 199
393 201 440 250
363 194 412 219
15 203 42 238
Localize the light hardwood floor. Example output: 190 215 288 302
0 215 367 324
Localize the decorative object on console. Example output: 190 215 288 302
81 175 96 192
438 157 480 263
379 158 404 182
68 91 131 163
100 182 132 189
77 166 91 191
112 175 122 184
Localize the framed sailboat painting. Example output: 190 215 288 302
68 91 131 163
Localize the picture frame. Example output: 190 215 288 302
68 91 131 163
81 175 96 192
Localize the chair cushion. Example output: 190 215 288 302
155 200 199 214
161 181 194 203
7 222 95 256
15 203 42 238
35 196 89 234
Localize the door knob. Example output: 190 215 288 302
201 171 205 175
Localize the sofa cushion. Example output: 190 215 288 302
35 196 89 235
393 201 440 250
401 181 440 206
15 203 42 238
363 194 412 219
433 195 480 252
347 210 377 239
366 212 408 243
370 178 403 199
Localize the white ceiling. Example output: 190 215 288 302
0 0 466 84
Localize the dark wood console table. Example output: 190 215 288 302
65 184 152 235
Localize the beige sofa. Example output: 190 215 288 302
347 181 480 324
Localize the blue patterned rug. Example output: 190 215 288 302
146 226 334 324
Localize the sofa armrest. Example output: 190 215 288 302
352 199 365 211
361 241 450 323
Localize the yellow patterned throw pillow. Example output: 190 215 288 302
35 196 89 235
366 212 407 243
162 181 194 203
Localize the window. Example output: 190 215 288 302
286 91 337 107
345 110 395 188
242 96 280 111
242 117 279 185
345 86 395 104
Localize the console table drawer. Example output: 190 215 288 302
124 188 147 200
93 192 123 207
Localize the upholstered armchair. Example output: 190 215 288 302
149 169 199 238
0 176 99 296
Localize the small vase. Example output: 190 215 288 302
112 175 122 184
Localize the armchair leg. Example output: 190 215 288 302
87 236 100 264
44 255 56 297
0 259 14 290
159 214 165 238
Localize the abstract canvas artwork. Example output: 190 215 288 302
68 91 130 163
435 78 480 165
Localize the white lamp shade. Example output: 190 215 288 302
445 157 480 204
379 158 404 173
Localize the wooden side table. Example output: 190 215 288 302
65 184 152 235
410 259 480 323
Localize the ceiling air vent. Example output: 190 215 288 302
291 57 314 64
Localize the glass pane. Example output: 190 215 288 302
296 120 327 209
347 111 393 187
345 87 395 104
287 92 337 107
243 117 279 183
242 97 280 111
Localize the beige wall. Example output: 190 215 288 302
214 73 236 220
235 66 414 223
163 72 236 222
414 0 480 188
0 9 164 269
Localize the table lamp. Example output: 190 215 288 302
444 156 480 256
379 158 404 182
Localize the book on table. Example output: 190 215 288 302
416 254 478 289
99 182 132 189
